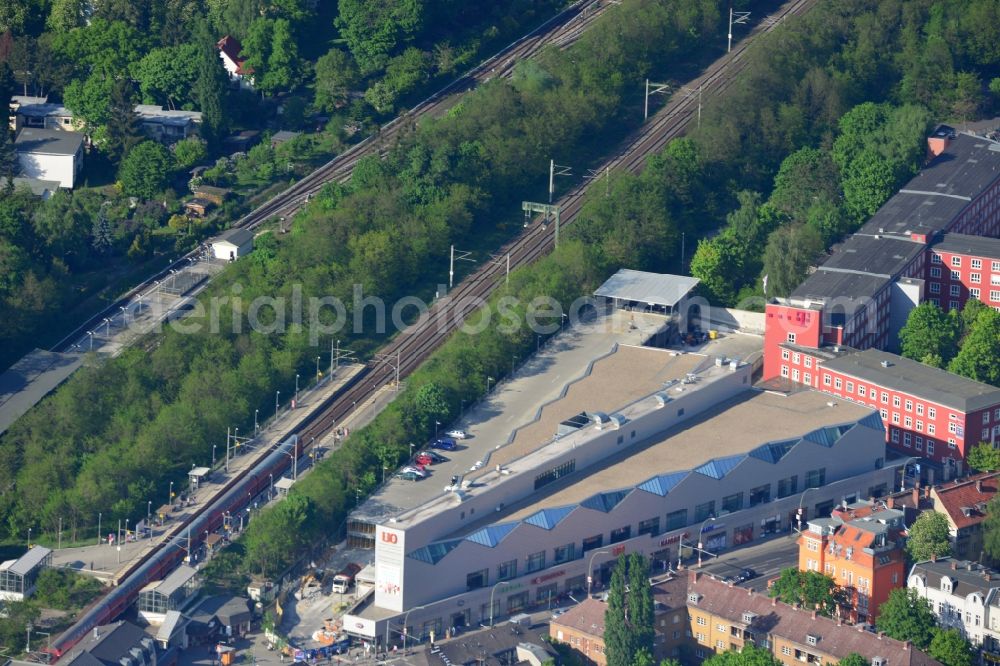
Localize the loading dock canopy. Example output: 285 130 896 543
594 269 700 310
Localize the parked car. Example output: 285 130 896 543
445 429 468 439
432 438 457 451
735 568 757 583
418 450 447 463
396 470 422 481
414 453 434 466
400 465 427 477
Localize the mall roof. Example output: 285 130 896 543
821 348 1000 413
594 269 699 308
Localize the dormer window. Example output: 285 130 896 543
941 578 952 593
743 612 757 624
688 593 701 604
806 634 819 646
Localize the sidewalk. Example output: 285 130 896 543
0 257 224 437
50 363 366 579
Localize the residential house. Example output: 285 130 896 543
10 96 76 132
188 595 253 638
798 504 907 624
15 128 84 188
908 558 998 647
548 574 690 665
931 472 1000 563
57 620 157 666
216 36 253 89
135 105 202 143
687 573 941 665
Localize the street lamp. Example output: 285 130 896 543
797 487 819 534
87 330 94 351
275 390 281 417
212 444 217 465
587 549 612 596
270 473 274 499
255 408 259 434
147 501 152 533
295 374 300 404
490 582 512 627
169 481 174 507
900 456 920 492
486 376 494 393
697 516 716 567
315 356 321 380
26 528 31 547
400 604 428 652
97 512 102 545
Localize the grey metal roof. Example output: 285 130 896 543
15 128 84 156
154 564 197 597
155 611 185 643
790 129 1000 305
188 466 210 477
821 349 1000 413
594 269 699 308
932 233 1000 261
214 227 254 247
910 558 1000 600
9 545 50 576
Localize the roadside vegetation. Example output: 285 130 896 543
0 0 731 550
207 0 1000 583
0 0 569 370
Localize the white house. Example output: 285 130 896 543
217 36 254 89
211 228 254 261
15 128 84 189
135 105 203 143
908 558 999 647
0 546 52 601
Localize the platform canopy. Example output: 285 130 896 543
594 269 700 310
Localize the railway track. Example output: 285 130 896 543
50 0 610 356
48 0 815 658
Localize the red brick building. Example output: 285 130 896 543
762 127 1000 466
931 471 1000 563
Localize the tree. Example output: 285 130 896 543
905 511 952 562
0 125 17 184
118 141 174 200
967 443 1000 472
838 655 868 666
876 588 937 649
47 0 85 31
605 554 654 666
243 17 302 96
173 138 208 170
929 628 973 666
192 18 230 148
898 302 960 365
769 147 841 222
104 78 142 164
133 44 200 109
703 645 782 666
336 0 423 74
767 568 841 616
949 308 1000 386
314 48 360 112
760 224 823 298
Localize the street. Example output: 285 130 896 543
698 533 800 588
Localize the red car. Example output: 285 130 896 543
414 453 435 466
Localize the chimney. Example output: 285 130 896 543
772 597 778 607
951 561 958 570
878 632 884 640
977 479 984 493
748 587 753 596
912 486 919 507
903 641 911 651
689 570 701 584
931 553 937 562
811 610 817 620
886 496 895 509
928 130 950 157
837 617 842 626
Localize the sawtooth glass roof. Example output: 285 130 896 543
405 414 881 563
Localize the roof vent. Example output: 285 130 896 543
880 360 892 368
654 393 672 407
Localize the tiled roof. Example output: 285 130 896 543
932 472 1000 529
688 575 942 665
550 597 606 637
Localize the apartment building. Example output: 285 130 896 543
799 506 907 624
686 573 940 665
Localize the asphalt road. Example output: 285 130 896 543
698 533 800 589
